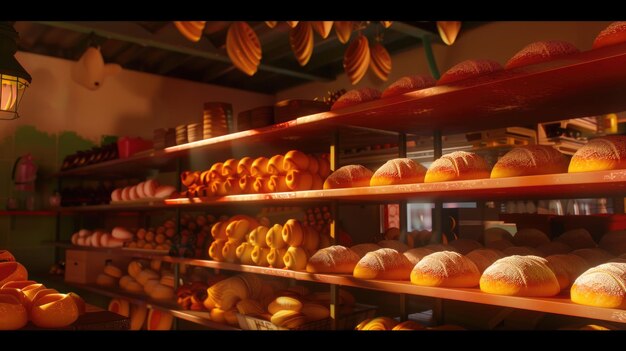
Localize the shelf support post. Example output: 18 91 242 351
329 129 340 330
432 130 443 244
398 132 409 322
54 177 63 263
422 35 441 80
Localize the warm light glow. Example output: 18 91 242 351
1 78 17 111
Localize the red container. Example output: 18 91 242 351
117 137 153 158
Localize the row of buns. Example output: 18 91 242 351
323 137 626 189
331 22 626 111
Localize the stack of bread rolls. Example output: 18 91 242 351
209 215 259 263
182 150 330 197
117 259 176 301
110 179 176 202
70 227 137 249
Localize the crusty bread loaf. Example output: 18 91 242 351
568 135 626 173
353 248 414 280
505 40 579 70
306 245 360 274
437 59 503 86
449 238 483 255
377 240 409 253
331 88 381 111
490 145 568 178
545 254 589 290
403 247 434 265
503 246 544 257
323 165 373 189
571 248 614 266
599 230 626 256
410 251 480 287
483 227 514 246
381 75 436 99
466 248 504 273
555 228 597 250
350 243 381 258
424 151 490 183
480 255 561 297
570 262 626 308
536 241 572 256
593 22 626 49
370 158 427 186
513 228 551 248
486 239 515 251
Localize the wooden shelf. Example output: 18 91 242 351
65 282 239 330
164 170 626 206
48 242 169 260
0 210 61 216
53 43 626 179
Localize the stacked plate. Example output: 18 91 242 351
187 123 203 143
203 102 232 139
176 124 188 145
154 128 176 149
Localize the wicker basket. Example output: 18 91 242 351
237 303 377 330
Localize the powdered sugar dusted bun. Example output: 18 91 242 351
513 228 550 248
424 151 490 183
381 75 436 99
448 239 483 255
331 88 381 111
466 248 504 273
570 262 626 308
142 179 159 198
370 158 427 186
350 243 381 258
353 248 414 280
571 248 614 266
377 240 409 253
503 246 544 257
569 135 626 173
556 228 597 250
436 59 502 86
505 40 579 70
480 255 561 296
545 254 589 290
323 165 373 189
154 185 176 199
410 251 480 287
599 230 626 256
111 188 122 202
306 245 360 274
491 145 568 178
593 22 626 49
403 247 434 265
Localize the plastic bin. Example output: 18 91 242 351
117 137 153 158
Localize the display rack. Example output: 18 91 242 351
50 43 626 329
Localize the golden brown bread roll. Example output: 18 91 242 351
571 248 614 266
270 309 306 329
302 226 320 253
311 173 324 190
208 239 227 261
267 154 286 175
545 254 589 290
536 241 572 256
267 248 287 268
403 247 434 265
351 243 382 258
449 238 483 255
306 245 360 273
570 262 626 308
283 150 310 171
356 316 398 330
250 157 269 177
391 320 426 330
323 165 373 189
599 230 626 256
248 226 269 247
268 296 303 314
513 228 551 248
370 158 427 186
317 156 331 179
251 246 270 267
283 246 308 271
211 221 228 240
410 251 480 287
503 246 544 257
226 219 251 242
267 175 290 192
480 255 561 296
569 135 626 173
285 170 313 191
282 219 304 247
238 175 255 193
237 156 253 176
221 241 240 263
236 242 255 265
222 158 239 177
353 248 414 280
424 151 490 183
306 154 319 174
300 303 330 322
490 145 568 178
265 224 286 249
377 240 409 253
466 248 504 273
556 228 597 250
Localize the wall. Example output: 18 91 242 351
276 21 612 101
0 51 274 273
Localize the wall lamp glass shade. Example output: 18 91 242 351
0 22 31 120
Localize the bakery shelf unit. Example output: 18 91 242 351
49 42 626 329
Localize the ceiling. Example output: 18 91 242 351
13 21 485 94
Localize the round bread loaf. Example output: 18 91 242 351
331 88 381 111
466 248 504 273
555 228 597 250
382 75 436 99
424 151 490 183
306 245 360 274
570 262 626 308
370 158 427 186
437 59 502 86
593 22 626 49
410 251 480 287
568 135 626 173
403 247 434 265
323 165 373 189
350 243 381 258
353 248 414 280
490 145 568 178
505 40 579 69
513 228 550 248
545 254 589 290
480 255 561 296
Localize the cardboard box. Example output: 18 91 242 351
64 249 131 284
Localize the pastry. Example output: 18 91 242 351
424 151 490 182
490 145 568 178
370 158 427 186
505 40 579 69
